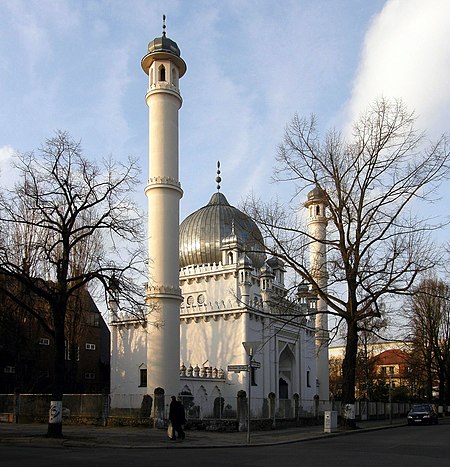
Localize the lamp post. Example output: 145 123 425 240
242 341 261 444
388 374 392 425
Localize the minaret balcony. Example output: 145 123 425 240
146 81 181 97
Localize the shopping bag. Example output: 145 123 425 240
167 422 174 439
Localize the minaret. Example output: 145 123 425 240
141 17 186 397
305 185 329 401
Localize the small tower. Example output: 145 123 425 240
305 185 329 401
141 17 186 397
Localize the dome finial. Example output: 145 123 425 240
162 14 166 37
215 161 222 191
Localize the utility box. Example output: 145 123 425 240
324 411 338 433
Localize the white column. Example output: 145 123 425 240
142 41 186 397
306 192 329 401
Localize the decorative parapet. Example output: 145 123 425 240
180 363 225 380
145 176 183 195
148 81 180 94
146 284 182 299
110 316 147 329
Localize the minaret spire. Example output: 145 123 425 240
162 14 166 37
216 161 222 191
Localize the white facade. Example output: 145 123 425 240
110 29 328 416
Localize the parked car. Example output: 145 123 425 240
407 404 438 425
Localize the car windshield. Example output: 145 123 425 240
411 405 431 412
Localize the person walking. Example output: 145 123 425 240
169 396 186 441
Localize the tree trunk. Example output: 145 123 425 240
47 307 66 438
341 319 358 428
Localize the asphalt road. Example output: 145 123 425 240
2 422 449 467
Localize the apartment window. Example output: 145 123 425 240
4 366 15 374
65 341 80 361
139 368 147 388
87 312 100 327
85 343 96 351
85 372 96 380
39 338 50 345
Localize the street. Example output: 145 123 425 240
2 422 449 467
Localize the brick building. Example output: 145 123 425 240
0 283 110 394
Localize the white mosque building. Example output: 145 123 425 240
109 23 329 419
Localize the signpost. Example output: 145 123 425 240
227 364 249 373
227 342 262 444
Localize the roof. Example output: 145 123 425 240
179 192 265 268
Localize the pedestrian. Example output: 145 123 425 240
169 395 186 441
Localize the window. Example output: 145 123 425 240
187 296 194 306
381 366 387 374
139 368 147 387
307 370 311 387
87 312 100 327
197 294 205 305
39 338 50 345
389 366 394 375
4 366 15 374
85 343 96 351
158 64 166 81
65 341 80 361
172 67 178 87
84 372 96 380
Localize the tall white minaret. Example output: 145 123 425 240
305 185 329 401
141 17 186 397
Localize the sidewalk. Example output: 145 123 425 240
0 418 407 449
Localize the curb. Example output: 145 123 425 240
0 422 406 450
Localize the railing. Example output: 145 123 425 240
0 393 420 422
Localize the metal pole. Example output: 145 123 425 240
389 375 392 425
247 353 252 444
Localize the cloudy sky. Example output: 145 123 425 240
0 0 449 225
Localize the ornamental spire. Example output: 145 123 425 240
216 161 222 191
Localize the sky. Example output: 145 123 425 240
0 0 449 230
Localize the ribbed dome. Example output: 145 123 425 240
179 192 265 268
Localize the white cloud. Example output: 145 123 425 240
347 0 450 137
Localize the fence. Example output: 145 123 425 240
0 393 413 424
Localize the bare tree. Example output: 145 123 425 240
245 98 450 424
355 316 388 400
0 131 145 437
406 277 450 404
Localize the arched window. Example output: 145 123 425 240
316 205 320 215
172 67 178 87
228 252 233 264
158 64 166 81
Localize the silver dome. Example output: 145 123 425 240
179 192 265 268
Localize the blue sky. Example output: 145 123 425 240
1 0 449 225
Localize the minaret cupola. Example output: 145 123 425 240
141 15 187 97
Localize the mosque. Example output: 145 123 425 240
109 22 329 419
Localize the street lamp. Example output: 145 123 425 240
388 374 392 425
242 341 261 444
